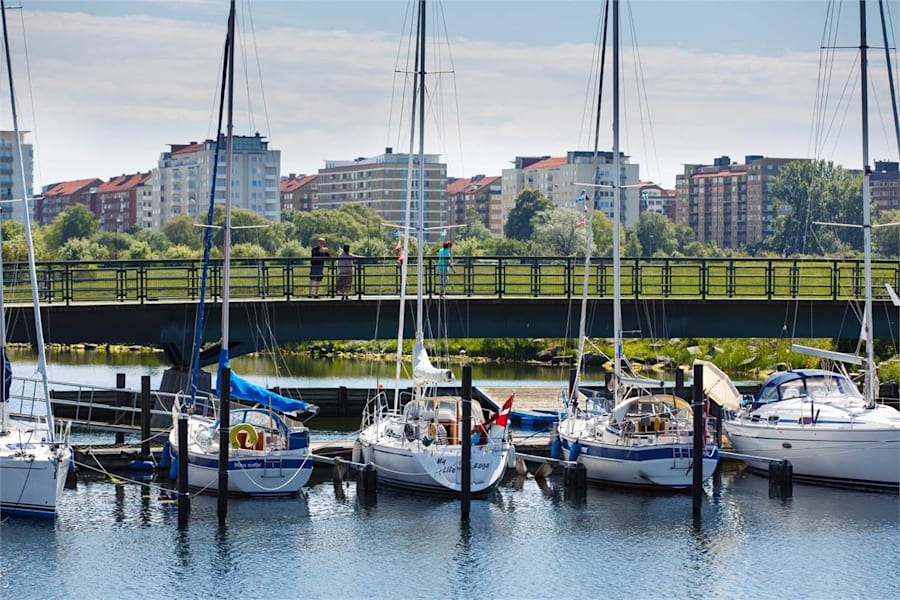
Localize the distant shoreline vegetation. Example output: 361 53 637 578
10 336 899 383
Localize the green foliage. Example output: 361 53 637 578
230 243 267 258
277 240 307 258
531 207 588 256
291 203 385 249
504 189 552 240
634 212 677 257
125 240 153 260
58 237 108 261
458 208 493 242
163 215 201 250
163 244 199 259
874 209 900 257
765 160 862 256
44 204 98 251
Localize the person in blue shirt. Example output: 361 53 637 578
436 240 454 296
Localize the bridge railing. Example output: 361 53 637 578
0 256 897 305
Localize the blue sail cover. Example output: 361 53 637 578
217 351 315 414
2 347 10 403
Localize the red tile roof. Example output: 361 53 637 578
525 157 566 170
44 178 103 197
281 174 317 193
447 177 470 195
98 172 151 193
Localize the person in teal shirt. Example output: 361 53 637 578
436 240 454 296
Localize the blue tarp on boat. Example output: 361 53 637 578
217 351 316 415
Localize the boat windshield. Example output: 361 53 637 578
763 373 863 403
402 397 485 424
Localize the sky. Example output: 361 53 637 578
1 0 898 191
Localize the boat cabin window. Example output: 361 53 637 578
802 374 861 399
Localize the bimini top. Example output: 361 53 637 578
757 369 863 403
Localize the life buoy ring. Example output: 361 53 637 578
229 423 258 449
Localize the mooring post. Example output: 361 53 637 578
357 462 378 505
461 366 472 521
115 373 126 444
769 459 793 499
675 368 685 400
339 385 348 418
140 375 151 460
692 363 704 517
217 368 231 525
177 413 190 528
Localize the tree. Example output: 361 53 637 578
458 208 492 242
504 189 552 240
633 212 677 257
764 160 861 256
44 204 98 250
531 207 588 256
163 215 201 249
874 209 900 257
58 237 108 261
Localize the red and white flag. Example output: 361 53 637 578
487 395 514 441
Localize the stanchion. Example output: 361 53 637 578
218 368 231 525
461 366 472 521
692 363 704 518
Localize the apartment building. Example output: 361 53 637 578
96 172 151 232
37 178 103 226
872 161 899 213
155 133 281 228
316 148 447 241
500 151 641 230
281 173 318 212
446 174 502 237
675 155 803 249
0 130 33 224
638 182 676 222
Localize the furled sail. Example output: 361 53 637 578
412 343 453 386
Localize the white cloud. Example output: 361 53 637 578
2 7 891 192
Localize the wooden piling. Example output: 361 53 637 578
692 363 704 517
461 366 472 521
218 368 231 524
338 386 348 418
140 375 151 460
768 459 793 499
115 373 126 444
675 368 685 400
568 368 577 404
177 414 190 528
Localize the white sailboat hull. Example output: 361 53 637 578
359 418 509 496
0 419 70 518
559 433 718 489
169 414 312 497
725 415 900 491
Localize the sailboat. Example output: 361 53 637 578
357 0 513 497
555 0 719 490
0 0 71 518
167 0 317 497
723 0 900 491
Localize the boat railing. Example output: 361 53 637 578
360 389 392 430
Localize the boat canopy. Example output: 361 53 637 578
217 351 316 415
610 394 690 424
403 396 485 423
757 369 863 404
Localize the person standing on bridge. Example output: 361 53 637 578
436 240 455 297
309 237 329 298
336 244 360 300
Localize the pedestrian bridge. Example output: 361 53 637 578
3 256 896 364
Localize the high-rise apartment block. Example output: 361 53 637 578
675 155 803 249
639 182 676 222
446 175 502 237
96 172 152 232
500 151 640 229
316 148 447 241
155 134 281 228
0 131 33 224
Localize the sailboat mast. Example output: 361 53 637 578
612 0 623 404
859 0 875 407
222 0 235 362
0 0 53 437
415 0 426 348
